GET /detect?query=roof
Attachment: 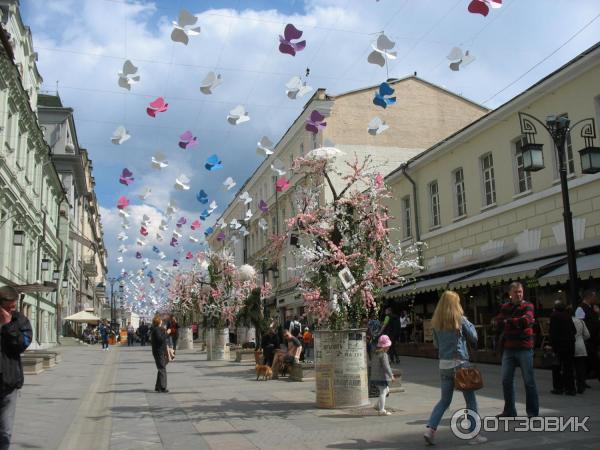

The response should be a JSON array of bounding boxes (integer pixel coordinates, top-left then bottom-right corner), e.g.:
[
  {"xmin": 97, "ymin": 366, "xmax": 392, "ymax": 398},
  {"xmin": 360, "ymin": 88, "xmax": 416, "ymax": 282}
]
[
  {"xmin": 386, "ymin": 40, "xmax": 600, "ymax": 181},
  {"xmin": 327, "ymin": 75, "xmax": 488, "ymax": 112},
  {"xmin": 38, "ymin": 93, "xmax": 64, "ymax": 107}
]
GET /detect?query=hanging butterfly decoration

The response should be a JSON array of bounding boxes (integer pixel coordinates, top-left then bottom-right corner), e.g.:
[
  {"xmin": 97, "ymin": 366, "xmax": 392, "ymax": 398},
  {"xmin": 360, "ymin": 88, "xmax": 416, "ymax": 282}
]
[
  {"xmin": 373, "ymin": 82, "xmax": 396, "ymax": 109},
  {"xmin": 279, "ymin": 24, "xmax": 306, "ymax": 56}
]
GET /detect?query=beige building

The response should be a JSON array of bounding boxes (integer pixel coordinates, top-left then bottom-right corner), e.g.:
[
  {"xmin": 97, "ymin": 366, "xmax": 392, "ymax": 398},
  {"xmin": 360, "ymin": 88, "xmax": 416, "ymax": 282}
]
[
  {"xmin": 209, "ymin": 76, "xmax": 487, "ymax": 322},
  {"xmin": 384, "ymin": 42, "xmax": 600, "ymax": 334},
  {"xmin": 39, "ymin": 94, "xmax": 108, "ymax": 334}
]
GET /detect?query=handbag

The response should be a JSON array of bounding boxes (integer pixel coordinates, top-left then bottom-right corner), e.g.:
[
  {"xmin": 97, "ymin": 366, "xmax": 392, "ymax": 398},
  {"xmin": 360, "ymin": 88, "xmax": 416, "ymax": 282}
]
[
  {"xmin": 165, "ymin": 346, "xmax": 175, "ymax": 364},
  {"xmin": 454, "ymin": 366, "xmax": 483, "ymax": 391},
  {"xmin": 453, "ymin": 324, "xmax": 483, "ymax": 391}
]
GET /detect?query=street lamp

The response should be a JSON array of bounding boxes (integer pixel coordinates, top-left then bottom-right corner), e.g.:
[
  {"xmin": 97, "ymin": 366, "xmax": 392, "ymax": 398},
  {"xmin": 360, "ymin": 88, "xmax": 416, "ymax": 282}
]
[
  {"xmin": 12, "ymin": 230, "xmax": 24, "ymax": 246},
  {"xmin": 518, "ymin": 112, "xmax": 599, "ymax": 310},
  {"xmin": 41, "ymin": 258, "xmax": 50, "ymax": 271},
  {"xmin": 52, "ymin": 270, "xmax": 61, "ymax": 281}
]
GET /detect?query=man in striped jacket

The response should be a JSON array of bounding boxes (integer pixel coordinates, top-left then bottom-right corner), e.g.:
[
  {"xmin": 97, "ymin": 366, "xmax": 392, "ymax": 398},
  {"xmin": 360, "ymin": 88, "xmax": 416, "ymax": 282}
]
[{"xmin": 495, "ymin": 281, "xmax": 539, "ymax": 418}]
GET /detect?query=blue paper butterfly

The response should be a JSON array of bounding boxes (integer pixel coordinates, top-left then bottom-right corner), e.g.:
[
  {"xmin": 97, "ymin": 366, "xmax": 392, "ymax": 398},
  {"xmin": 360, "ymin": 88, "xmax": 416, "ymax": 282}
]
[
  {"xmin": 204, "ymin": 226, "xmax": 214, "ymax": 237},
  {"xmin": 199, "ymin": 209, "xmax": 211, "ymax": 220},
  {"xmin": 152, "ymin": 246, "xmax": 160, "ymax": 253},
  {"xmin": 205, "ymin": 154, "xmax": 223, "ymax": 171},
  {"xmin": 373, "ymin": 82, "xmax": 396, "ymax": 109},
  {"xmin": 196, "ymin": 189, "xmax": 209, "ymax": 204}
]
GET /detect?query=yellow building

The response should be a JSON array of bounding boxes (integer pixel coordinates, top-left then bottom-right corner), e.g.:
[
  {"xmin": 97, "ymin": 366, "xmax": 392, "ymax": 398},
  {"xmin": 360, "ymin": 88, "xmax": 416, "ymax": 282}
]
[
  {"xmin": 384, "ymin": 42, "xmax": 600, "ymax": 336},
  {"xmin": 209, "ymin": 76, "xmax": 487, "ymax": 322}
]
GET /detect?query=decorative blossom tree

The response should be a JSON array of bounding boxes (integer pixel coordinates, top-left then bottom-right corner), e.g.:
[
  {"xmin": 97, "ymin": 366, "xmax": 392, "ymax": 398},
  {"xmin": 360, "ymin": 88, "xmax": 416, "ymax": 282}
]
[{"xmin": 269, "ymin": 152, "xmax": 422, "ymax": 330}]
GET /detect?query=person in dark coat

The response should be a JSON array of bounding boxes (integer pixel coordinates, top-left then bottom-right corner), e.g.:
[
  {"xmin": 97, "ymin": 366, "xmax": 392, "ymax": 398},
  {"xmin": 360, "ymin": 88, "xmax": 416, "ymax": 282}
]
[
  {"xmin": 151, "ymin": 313, "xmax": 171, "ymax": 393},
  {"xmin": 138, "ymin": 321, "xmax": 149, "ymax": 346},
  {"xmin": 0, "ymin": 286, "xmax": 33, "ymax": 449},
  {"xmin": 549, "ymin": 301, "xmax": 576, "ymax": 395},
  {"xmin": 261, "ymin": 327, "xmax": 280, "ymax": 366}
]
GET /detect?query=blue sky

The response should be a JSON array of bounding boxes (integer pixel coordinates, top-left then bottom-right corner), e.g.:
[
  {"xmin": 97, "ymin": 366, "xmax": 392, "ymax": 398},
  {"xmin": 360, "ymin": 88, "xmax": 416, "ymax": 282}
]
[{"xmin": 20, "ymin": 0, "xmax": 600, "ymax": 310}]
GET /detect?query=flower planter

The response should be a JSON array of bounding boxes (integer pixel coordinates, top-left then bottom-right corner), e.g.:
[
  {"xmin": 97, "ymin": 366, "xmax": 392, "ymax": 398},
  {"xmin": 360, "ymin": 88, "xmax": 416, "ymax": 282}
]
[
  {"xmin": 177, "ymin": 326, "xmax": 194, "ymax": 350},
  {"xmin": 206, "ymin": 327, "xmax": 230, "ymax": 361},
  {"xmin": 314, "ymin": 329, "xmax": 369, "ymax": 409}
]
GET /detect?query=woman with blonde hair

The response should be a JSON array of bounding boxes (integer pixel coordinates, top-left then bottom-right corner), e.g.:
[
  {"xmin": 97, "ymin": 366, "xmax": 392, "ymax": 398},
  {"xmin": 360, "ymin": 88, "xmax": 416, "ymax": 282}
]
[
  {"xmin": 424, "ymin": 291, "xmax": 487, "ymax": 445},
  {"xmin": 151, "ymin": 313, "xmax": 171, "ymax": 393}
]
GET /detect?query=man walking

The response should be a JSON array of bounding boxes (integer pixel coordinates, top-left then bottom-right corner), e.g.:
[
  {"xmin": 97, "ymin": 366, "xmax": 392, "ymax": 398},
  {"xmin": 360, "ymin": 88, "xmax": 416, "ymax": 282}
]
[
  {"xmin": 0, "ymin": 286, "xmax": 33, "ymax": 449},
  {"xmin": 99, "ymin": 320, "xmax": 109, "ymax": 351},
  {"xmin": 138, "ymin": 321, "xmax": 149, "ymax": 346},
  {"xmin": 126, "ymin": 322, "xmax": 135, "ymax": 347},
  {"xmin": 495, "ymin": 281, "xmax": 539, "ymax": 417},
  {"xmin": 575, "ymin": 289, "xmax": 599, "ymax": 383},
  {"xmin": 549, "ymin": 301, "xmax": 576, "ymax": 395}
]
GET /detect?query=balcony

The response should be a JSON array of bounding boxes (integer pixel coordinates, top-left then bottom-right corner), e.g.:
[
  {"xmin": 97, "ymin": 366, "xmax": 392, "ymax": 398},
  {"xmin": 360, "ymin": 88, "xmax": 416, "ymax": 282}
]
[{"xmin": 83, "ymin": 257, "xmax": 98, "ymax": 277}]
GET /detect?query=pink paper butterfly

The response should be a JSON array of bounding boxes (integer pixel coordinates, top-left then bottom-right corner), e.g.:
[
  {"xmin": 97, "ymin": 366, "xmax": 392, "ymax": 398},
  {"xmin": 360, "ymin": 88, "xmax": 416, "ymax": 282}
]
[
  {"xmin": 146, "ymin": 97, "xmax": 168, "ymax": 117},
  {"xmin": 140, "ymin": 226, "xmax": 148, "ymax": 236},
  {"xmin": 116, "ymin": 196, "xmax": 129, "ymax": 209},
  {"xmin": 178, "ymin": 130, "xmax": 198, "ymax": 149},
  {"xmin": 468, "ymin": 0, "xmax": 502, "ymax": 17},
  {"xmin": 276, "ymin": 177, "xmax": 290, "ymax": 193},
  {"xmin": 119, "ymin": 168, "xmax": 134, "ymax": 186},
  {"xmin": 279, "ymin": 24, "xmax": 306, "ymax": 57},
  {"xmin": 305, "ymin": 110, "xmax": 326, "ymax": 134},
  {"xmin": 375, "ymin": 173, "xmax": 384, "ymax": 189},
  {"xmin": 191, "ymin": 219, "xmax": 201, "ymax": 230},
  {"xmin": 185, "ymin": 251, "xmax": 193, "ymax": 260}
]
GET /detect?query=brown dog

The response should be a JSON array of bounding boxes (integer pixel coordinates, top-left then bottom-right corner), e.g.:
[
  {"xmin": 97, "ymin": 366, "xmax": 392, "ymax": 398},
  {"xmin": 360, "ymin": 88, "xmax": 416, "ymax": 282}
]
[{"xmin": 255, "ymin": 364, "xmax": 273, "ymax": 381}]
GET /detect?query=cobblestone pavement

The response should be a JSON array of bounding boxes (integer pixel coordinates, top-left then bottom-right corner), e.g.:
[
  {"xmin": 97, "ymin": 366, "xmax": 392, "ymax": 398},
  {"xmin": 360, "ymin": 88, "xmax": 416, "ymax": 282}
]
[{"xmin": 11, "ymin": 344, "xmax": 600, "ymax": 449}]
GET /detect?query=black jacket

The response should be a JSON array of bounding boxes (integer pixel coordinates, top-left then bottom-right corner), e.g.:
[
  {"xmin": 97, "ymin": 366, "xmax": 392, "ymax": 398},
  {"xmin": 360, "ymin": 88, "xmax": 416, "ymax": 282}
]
[
  {"xmin": 550, "ymin": 310, "xmax": 576, "ymax": 354},
  {"xmin": 151, "ymin": 325, "xmax": 167, "ymax": 364},
  {"xmin": 262, "ymin": 333, "xmax": 280, "ymax": 353},
  {"xmin": 0, "ymin": 312, "xmax": 33, "ymax": 390}
]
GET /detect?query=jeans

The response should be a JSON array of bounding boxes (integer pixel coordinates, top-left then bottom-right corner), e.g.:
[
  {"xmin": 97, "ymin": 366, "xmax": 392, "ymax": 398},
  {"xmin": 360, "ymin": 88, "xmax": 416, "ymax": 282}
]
[
  {"xmin": 427, "ymin": 368, "xmax": 478, "ymax": 432},
  {"xmin": 0, "ymin": 388, "xmax": 18, "ymax": 450},
  {"xmin": 501, "ymin": 348, "xmax": 539, "ymax": 417},
  {"xmin": 102, "ymin": 337, "xmax": 108, "ymax": 349},
  {"xmin": 127, "ymin": 333, "xmax": 134, "ymax": 346}
]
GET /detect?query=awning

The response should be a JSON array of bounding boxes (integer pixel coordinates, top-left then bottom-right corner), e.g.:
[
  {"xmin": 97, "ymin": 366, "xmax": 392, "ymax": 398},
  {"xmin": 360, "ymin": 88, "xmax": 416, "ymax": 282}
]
[
  {"xmin": 384, "ymin": 270, "xmax": 480, "ymax": 298},
  {"xmin": 449, "ymin": 255, "xmax": 565, "ymax": 289},
  {"xmin": 64, "ymin": 310, "xmax": 101, "ymax": 324},
  {"xmin": 538, "ymin": 253, "xmax": 600, "ymax": 286}
]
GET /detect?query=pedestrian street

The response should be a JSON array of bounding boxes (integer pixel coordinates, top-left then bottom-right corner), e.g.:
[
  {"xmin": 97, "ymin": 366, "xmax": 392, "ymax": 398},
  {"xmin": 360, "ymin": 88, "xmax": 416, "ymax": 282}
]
[{"xmin": 11, "ymin": 343, "xmax": 600, "ymax": 450}]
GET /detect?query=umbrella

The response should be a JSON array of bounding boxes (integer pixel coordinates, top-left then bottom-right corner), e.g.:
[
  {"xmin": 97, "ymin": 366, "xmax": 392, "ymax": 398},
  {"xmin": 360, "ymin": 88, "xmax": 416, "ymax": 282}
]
[{"xmin": 64, "ymin": 310, "xmax": 101, "ymax": 324}]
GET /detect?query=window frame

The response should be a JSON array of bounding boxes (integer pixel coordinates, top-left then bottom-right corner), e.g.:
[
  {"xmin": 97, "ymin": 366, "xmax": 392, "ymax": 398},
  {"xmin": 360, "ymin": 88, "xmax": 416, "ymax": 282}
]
[
  {"xmin": 428, "ymin": 180, "xmax": 441, "ymax": 229},
  {"xmin": 513, "ymin": 137, "xmax": 532, "ymax": 195},
  {"xmin": 401, "ymin": 195, "xmax": 412, "ymax": 240},
  {"xmin": 480, "ymin": 152, "xmax": 497, "ymax": 207},
  {"xmin": 452, "ymin": 167, "xmax": 467, "ymax": 219}
]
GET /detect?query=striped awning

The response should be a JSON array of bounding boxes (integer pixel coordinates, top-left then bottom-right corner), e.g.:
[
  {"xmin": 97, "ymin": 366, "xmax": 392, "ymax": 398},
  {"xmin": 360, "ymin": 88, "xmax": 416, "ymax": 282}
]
[
  {"xmin": 449, "ymin": 255, "xmax": 565, "ymax": 289},
  {"xmin": 538, "ymin": 253, "xmax": 600, "ymax": 286},
  {"xmin": 383, "ymin": 270, "xmax": 480, "ymax": 298}
]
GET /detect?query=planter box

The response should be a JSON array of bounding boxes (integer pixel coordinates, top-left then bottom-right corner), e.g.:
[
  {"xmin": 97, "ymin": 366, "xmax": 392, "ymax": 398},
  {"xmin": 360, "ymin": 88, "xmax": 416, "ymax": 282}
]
[
  {"xmin": 235, "ymin": 349, "xmax": 256, "ymax": 362},
  {"xmin": 22, "ymin": 356, "xmax": 44, "ymax": 375},
  {"xmin": 206, "ymin": 328, "xmax": 230, "ymax": 361},
  {"xmin": 314, "ymin": 329, "xmax": 369, "ymax": 409}
]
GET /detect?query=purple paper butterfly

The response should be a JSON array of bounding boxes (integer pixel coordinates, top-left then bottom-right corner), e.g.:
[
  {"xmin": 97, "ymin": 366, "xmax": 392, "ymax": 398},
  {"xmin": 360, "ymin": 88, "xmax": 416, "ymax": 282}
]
[
  {"xmin": 173, "ymin": 259, "xmax": 179, "ymax": 267},
  {"xmin": 305, "ymin": 110, "xmax": 326, "ymax": 134},
  {"xmin": 178, "ymin": 130, "xmax": 198, "ymax": 150},
  {"xmin": 170, "ymin": 237, "xmax": 178, "ymax": 247},
  {"xmin": 176, "ymin": 217, "xmax": 187, "ymax": 228},
  {"xmin": 119, "ymin": 168, "xmax": 134, "ymax": 185},
  {"xmin": 217, "ymin": 231, "xmax": 226, "ymax": 242},
  {"xmin": 258, "ymin": 200, "xmax": 268, "ymax": 213},
  {"xmin": 135, "ymin": 251, "xmax": 142, "ymax": 259},
  {"xmin": 279, "ymin": 24, "xmax": 306, "ymax": 57}
]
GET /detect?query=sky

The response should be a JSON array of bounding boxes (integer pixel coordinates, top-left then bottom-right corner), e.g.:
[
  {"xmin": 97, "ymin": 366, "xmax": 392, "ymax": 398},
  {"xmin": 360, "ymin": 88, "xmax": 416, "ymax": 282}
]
[{"xmin": 20, "ymin": 0, "xmax": 600, "ymax": 312}]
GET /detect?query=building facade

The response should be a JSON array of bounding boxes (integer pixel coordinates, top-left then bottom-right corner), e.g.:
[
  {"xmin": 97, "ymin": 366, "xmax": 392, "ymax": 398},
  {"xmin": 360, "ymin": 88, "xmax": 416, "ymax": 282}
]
[
  {"xmin": 38, "ymin": 94, "xmax": 108, "ymax": 335},
  {"xmin": 384, "ymin": 42, "xmax": 600, "ymax": 333},
  {"xmin": 0, "ymin": 0, "xmax": 66, "ymax": 347},
  {"xmin": 209, "ymin": 77, "xmax": 488, "ymax": 323}
]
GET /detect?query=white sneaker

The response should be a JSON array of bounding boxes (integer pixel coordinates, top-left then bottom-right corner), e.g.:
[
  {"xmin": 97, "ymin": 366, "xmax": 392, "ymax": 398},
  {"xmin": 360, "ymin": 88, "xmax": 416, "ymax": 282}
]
[
  {"xmin": 424, "ymin": 427, "xmax": 435, "ymax": 445},
  {"xmin": 469, "ymin": 435, "xmax": 488, "ymax": 445},
  {"xmin": 377, "ymin": 409, "xmax": 391, "ymax": 416}
]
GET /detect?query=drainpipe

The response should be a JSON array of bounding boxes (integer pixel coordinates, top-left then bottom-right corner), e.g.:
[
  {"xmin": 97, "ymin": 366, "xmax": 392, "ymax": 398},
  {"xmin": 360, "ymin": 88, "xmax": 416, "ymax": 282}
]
[{"xmin": 401, "ymin": 164, "xmax": 423, "ymax": 267}]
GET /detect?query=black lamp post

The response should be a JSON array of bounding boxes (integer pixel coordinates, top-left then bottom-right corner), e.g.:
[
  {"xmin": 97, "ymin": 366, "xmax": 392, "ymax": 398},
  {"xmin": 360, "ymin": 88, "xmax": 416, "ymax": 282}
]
[
  {"xmin": 518, "ymin": 112, "xmax": 600, "ymax": 310},
  {"xmin": 108, "ymin": 277, "xmax": 118, "ymax": 330}
]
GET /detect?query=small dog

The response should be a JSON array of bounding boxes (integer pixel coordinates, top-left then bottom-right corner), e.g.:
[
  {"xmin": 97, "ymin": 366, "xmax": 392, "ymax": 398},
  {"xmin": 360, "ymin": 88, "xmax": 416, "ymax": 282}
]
[{"xmin": 255, "ymin": 364, "xmax": 273, "ymax": 381}]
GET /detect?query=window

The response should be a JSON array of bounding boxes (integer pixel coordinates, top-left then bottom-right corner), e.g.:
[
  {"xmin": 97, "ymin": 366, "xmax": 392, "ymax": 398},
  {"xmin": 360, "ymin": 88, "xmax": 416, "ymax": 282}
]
[
  {"xmin": 514, "ymin": 138, "xmax": 532, "ymax": 194},
  {"xmin": 272, "ymin": 175, "xmax": 277, "ymax": 196},
  {"xmin": 480, "ymin": 153, "xmax": 496, "ymax": 206},
  {"xmin": 300, "ymin": 142, "xmax": 304, "ymax": 155},
  {"xmin": 312, "ymin": 133, "xmax": 318, "ymax": 149},
  {"xmin": 401, "ymin": 196, "xmax": 411, "ymax": 239},
  {"xmin": 453, "ymin": 168, "xmax": 467, "ymax": 217},
  {"xmin": 429, "ymin": 181, "xmax": 440, "ymax": 228},
  {"xmin": 5, "ymin": 109, "xmax": 14, "ymax": 151}
]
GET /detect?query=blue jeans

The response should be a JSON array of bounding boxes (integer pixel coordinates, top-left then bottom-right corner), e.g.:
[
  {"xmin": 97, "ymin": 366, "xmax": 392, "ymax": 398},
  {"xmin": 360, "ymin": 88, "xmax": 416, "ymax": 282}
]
[
  {"xmin": 0, "ymin": 388, "xmax": 18, "ymax": 450},
  {"xmin": 501, "ymin": 348, "xmax": 539, "ymax": 417},
  {"xmin": 427, "ymin": 368, "xmax": 478, "ymax": 432}
]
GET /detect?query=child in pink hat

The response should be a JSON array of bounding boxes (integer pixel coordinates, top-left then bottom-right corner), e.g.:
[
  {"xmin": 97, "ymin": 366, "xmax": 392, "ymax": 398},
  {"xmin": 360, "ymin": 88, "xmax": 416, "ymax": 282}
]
[{"xmin": 371, "ymin": 334, "xmax": 395, "ymax": 415}]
